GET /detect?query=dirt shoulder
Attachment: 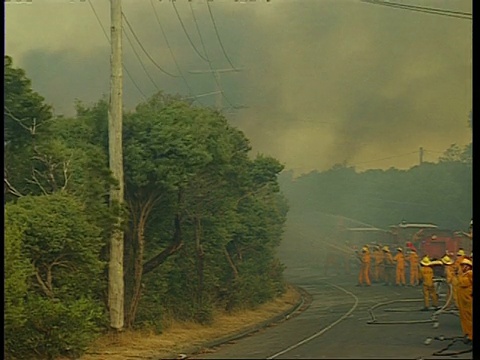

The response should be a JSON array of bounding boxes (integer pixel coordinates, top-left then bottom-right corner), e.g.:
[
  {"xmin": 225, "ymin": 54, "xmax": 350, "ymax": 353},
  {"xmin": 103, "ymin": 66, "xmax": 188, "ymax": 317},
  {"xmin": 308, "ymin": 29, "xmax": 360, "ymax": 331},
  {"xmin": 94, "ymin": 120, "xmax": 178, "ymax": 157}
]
[{"xmin": 80, "ymin": 284, "xmax": 303, "ymax": 360}]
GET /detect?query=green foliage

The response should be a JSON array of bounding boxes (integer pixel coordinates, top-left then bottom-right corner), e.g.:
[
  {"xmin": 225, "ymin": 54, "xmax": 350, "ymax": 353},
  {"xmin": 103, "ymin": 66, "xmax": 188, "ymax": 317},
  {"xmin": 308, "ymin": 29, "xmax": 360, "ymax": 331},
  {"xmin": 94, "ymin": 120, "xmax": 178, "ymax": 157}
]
[
  {"xmin": 4, "ymin": 57, "xmax": 290, "ymax": 348},
  {"xmin": 4, "ymin": 194, "xmax": 107, "ymax": 360},
  {"xmin": 7, "ymin": 194, "xmax": 106, "ymax": 298},
  {"xmin": 279, "ymin": 151, "xmax": 472, "ymax": 231},
  {"xmin": 4, "ymin": 55, "xmax": 53, "ymax": 149},
  {"xmin": 14, "ymin": 295, "xmax": 104, "ymax": 360},
  {"xmin": 4, "ymin": 220, "xmax": 33, "ymax": 358}
]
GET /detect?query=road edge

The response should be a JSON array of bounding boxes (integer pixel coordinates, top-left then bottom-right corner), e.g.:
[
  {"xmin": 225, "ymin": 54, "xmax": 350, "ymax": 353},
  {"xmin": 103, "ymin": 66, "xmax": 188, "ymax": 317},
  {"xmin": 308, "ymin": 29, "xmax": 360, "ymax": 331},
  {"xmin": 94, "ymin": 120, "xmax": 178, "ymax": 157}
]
[{"xmin": 157, "ymin": 283, "xmax": 311, "ymax": 360}]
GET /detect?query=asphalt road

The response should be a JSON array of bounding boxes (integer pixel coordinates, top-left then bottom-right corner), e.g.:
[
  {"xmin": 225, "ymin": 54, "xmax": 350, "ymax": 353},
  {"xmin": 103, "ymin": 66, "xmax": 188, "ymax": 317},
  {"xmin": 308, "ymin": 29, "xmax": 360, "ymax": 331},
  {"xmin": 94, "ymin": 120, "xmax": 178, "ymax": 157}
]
[{"xmin": 190, "ymin": 266, "xmax": 473, "ymax": 359}]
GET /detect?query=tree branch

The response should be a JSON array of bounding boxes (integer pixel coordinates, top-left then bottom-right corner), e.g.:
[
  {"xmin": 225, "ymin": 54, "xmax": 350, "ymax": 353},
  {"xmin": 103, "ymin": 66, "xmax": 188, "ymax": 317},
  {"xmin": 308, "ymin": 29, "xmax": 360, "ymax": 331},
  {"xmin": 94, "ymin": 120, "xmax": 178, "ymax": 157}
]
[
  {"xmin": 142, "ymin": 214, "xmax": 184, "ymax": 275},
  {"xmin": 4, "ymin": 106, "xmax": 34, "ymax": 134},
  {"xmin": 4, "ymin": 176, "xmax": 24, "ymax": 197},
  {"xmin": 26, "ymin": 168, "xmax": 49, "ymax": 195}
]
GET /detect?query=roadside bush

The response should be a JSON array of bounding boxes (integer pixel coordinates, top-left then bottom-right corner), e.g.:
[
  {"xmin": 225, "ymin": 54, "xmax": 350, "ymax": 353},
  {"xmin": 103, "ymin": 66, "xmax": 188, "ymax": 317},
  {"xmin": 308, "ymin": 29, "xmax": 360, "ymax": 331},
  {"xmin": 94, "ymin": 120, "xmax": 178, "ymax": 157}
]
[
  {"xmin": 7, "ymin": 296, "xmax": 104, "ymax": 360},
  {"xmin": 4, "ymin": 194, "xmax": 108, "ymax": 359}
]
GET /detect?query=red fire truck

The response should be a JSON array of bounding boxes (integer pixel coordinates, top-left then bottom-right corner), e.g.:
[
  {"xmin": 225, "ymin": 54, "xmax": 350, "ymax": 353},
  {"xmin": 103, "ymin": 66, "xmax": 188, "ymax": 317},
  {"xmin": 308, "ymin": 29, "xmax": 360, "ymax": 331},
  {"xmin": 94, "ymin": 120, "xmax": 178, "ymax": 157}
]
[{"xmin": 389, "ymin": 222, "xmax": 472, "ymax": 259}]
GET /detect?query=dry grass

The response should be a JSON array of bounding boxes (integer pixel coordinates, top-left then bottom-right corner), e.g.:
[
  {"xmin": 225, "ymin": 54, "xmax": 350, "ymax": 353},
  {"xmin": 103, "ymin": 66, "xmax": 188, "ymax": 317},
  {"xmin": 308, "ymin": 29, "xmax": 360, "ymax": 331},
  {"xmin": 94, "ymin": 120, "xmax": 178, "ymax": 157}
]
[{"xmin": 79, "ymin": 285, "xmax": 301, "ymax": 360}]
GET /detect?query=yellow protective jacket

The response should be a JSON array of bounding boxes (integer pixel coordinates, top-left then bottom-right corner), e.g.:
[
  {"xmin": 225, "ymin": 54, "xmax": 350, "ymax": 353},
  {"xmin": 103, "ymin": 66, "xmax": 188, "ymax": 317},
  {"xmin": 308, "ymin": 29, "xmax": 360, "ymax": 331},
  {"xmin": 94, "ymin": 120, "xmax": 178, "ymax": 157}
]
[
  {"xmin": 407, "ymin": 252, "xmax": 419, "ymax": 268},
  {"xmin": 454, "ymin": 255, "xmax": 465, "ymax": 275},
  {"xmin": 361, "ymin": 251, "xmax": 371, "ymax": 266},
  {"xmin": 393, "ymin": 252, "xmax": 405, "ymax": 269},
  {"xmin": 420, "ymin": 266, "xmax": 435, "ymax": 286},
  {"xmin": 444, "ymin": 265, "xmax": 456, "ymax": 283}
]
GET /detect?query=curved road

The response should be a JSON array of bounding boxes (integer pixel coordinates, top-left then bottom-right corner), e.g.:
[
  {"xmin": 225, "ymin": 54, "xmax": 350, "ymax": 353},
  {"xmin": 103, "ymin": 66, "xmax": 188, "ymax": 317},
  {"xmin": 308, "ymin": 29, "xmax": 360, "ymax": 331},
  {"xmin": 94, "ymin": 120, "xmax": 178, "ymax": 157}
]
[
  {"xmin": 189, "ymin": 211, "xmax": 473, "ymax": 359},
  {"xmin": 191, "ymin": 267, "xmax": 473, "ymax": 359}
]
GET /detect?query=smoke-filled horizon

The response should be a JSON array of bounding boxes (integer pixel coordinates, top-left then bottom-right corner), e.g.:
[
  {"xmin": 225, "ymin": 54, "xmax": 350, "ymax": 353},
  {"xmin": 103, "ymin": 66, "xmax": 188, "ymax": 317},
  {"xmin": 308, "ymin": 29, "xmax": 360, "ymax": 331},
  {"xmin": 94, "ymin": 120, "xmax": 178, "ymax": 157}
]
[{"xmin": 5, "ymin": 0, "xmax": 472, "ymax": 176}]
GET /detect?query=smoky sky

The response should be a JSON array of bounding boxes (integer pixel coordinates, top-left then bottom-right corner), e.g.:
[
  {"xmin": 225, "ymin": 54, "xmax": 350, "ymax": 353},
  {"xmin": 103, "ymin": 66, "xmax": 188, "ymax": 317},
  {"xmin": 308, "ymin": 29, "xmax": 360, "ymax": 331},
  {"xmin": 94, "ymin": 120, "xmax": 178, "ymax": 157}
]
[{"xmin": 5, "ymin": 0, "xmax": 472, "ymax": 176}]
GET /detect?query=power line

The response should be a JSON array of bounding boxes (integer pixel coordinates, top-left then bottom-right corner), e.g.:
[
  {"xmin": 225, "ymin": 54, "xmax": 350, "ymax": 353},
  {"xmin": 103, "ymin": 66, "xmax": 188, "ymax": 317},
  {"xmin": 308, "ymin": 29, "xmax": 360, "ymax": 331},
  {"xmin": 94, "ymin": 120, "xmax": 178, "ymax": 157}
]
[
  {"xmin": 360, "ymin": 0, "xmax": 472, "ymax": 20},
  {"xmin": 206, "ymin": 0, "xmax": 239, "ymax": 71},
  {"xmin": 171, "ymin": 0, "xmax": 209, "ymax": 62},
  {"xmin": 87, "ymin": 0, "xmax": 147, "ymax": 100},
  {"xmin": 189, "ymin": 1, "xmax": 212, "ymax": 64},
  {"xmin": 122, "ymin": 12, "xmax": 179, "ymax": 78},
  {"xmin": 187, "ymin": 3, "xmax": 239, "ymax": 110},
  {"xmin": 123, "ymin": 26, "xmax": 160, "ymax": 91},
  {"xmin": 149, "ymin": 0, "xmax": 206, "ymax": 105},
  {"xmin": 369, "ymin": 0, "xmax": 472, "ymax": 16}
]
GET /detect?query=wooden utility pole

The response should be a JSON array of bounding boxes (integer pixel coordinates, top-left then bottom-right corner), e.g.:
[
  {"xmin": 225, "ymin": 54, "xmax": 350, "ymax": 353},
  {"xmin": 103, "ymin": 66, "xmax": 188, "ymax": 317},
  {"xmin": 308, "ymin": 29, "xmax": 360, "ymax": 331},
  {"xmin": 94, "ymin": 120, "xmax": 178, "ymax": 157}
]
[{"xmin": 108, "ymin": 0, "xmax": 124, "ymax": 331}]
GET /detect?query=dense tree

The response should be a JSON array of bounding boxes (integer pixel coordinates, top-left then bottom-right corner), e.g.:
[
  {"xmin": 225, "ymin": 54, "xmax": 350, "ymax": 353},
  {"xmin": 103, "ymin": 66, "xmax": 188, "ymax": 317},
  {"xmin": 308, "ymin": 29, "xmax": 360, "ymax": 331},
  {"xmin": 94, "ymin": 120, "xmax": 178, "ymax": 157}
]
[
  {"xmin": 5, "ymin": 194, "xmax": 107, "ymax": 359},
  {"xmin": 279, "ymin": 151, "xmax": 472, "ymax": 232},
  {"xmin": 4, "ymin": 55, "xmax": 53, "ymax": 149},
  {"xmin": 4, "ymin": 57, "xmax": 114, "ymax": 359},
  {"xmin": 4, "ymin": 58, "xmax": 290, "ymax": 355}
]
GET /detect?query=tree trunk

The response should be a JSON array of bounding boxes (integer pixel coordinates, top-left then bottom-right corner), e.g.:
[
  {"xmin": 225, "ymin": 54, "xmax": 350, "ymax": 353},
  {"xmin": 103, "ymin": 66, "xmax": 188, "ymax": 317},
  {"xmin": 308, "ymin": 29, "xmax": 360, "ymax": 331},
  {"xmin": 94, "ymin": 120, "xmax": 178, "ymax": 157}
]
[
  {"xmin": 125, "ymin": 197, "xmax": 152, "ymax": 328},
  {"xmin": 224, "ymin": 244, "xmax": 239, "ymax": 312},
  {"xmin": 142, "ymin": 213, "xmax": 183, "ymax": 275},
  {"xmin": 195, "ymin": 216, "xmax": 205, "ymax": 305}
]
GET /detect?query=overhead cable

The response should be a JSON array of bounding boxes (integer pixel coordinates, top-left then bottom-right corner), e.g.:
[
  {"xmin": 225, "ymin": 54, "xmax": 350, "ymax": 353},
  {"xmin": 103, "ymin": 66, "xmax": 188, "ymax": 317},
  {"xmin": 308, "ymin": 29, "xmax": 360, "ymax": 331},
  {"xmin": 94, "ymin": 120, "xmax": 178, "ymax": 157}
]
[
  {"xmin": 122, "ymin": 27, "xmax": 160, "ymax": 91},
  {"xmin": 171, "ymin": 0, "xmax": 210, "ymax": 62},
  {"xmin": 149, "ymin": 0, "xmax": 204, "ymax": 104},
  {"xmin": 122, "ymin": 12, "xmax": 180, "ymax": 78},
  {"xmin": 188, "ymin": 3, "xmax": 238, "ymax": 109},
  {"xmin": 189, "ymin": 0, "xmax": 210, "ymax": 62},
  {"xmin": 181, "ymin": 4, "xmax": 239, "ymax": 110},
  {"xmin": 360, "ymin": 0, "xmax": 472, "ymax": 20},
  {"xmin": 87, "ymin": 0, "xmax": 147, "ymax": 99},
  {"xmin": 206, "ymin": 0, "xmax": 240, "ymax": 71}
]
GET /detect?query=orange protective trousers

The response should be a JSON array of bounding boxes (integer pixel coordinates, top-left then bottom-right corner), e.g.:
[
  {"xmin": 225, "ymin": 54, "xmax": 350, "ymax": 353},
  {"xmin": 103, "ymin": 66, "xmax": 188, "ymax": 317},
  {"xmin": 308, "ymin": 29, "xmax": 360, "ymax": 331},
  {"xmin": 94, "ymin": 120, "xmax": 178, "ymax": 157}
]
[
  {"xmin": 408, "ymin": 252, "xmax": 419, "ymax": 286},
  {"xmin": 394, "ymin": 253, "xmax": 406, "ymax": 285},
  {"xmin": 358, "ymin": 252, "xmax": 371, "ymax": 285},
  {"xmin": 444, "ymin": 266, "xmax": 458, "ymax": 308},
  {"xmin": 457, "ymin": 270, "xmax": 473, "ymax": 340},
  {"xmin": 374, "ymin": 251, "xmax": 383, "ymax": 282},
  {"xmin": 420, "ymin": 267, "xmax": 438, "ymax": 308}
]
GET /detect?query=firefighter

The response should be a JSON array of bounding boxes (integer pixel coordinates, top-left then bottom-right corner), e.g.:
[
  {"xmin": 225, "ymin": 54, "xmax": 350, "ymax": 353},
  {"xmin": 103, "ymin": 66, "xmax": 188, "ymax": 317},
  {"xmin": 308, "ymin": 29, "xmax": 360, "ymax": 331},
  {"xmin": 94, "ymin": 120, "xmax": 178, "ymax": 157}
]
[
  {"xmin": 406, "ymin": 247, "xmax": 420, "ymax": 286},
  {"xmin": 456, "ymin": 257, "xmax": 473, "ymax": 343},
  {"xmin": 419, "ymin": 256, "xmax": 440, "ymax": 311},
  {"xmin": 356, "ymin": 246, "xmax": 371, "ymax": 286},
  {"xmin": 393, "ymin": 247, "xmax": 406, "ymax": 286},
  {"xmin": 382, "ymin": 246, "xmax": 395, "ymax": 286},
  {"xmin": 373, "ymin": 245, "xmax": 383, "ymax": 283},
  {"xmin": 454, "ymin": 248, "xmax": 466, "ymax": 276},
  {"xmin": 441, "ymin": 254, "xmax": 458, "ymax": 309}
]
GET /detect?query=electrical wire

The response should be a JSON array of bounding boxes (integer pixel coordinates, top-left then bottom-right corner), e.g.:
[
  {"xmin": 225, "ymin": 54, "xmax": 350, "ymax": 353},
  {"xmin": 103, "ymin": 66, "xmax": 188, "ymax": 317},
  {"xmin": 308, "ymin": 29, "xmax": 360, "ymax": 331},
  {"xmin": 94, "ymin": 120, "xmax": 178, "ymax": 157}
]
[
  {"xmin": 148, "ymin": 0, "xmax": 205, "ymax": 105},
  {"xmin": 364, "ymin": 0, "xmax": 472, "ymax": 17},
  {"xmin": 122, "ymin": 12, "xmax": 179, "ymax": 78},
  {"xmin": 87, "ymin": 0, "xmax": 147, "ymax": 100},
  {"xmin": 189, "ymin": 1, "xmax": 210, "ymax": 65},
  {"xmin": 206, "ymin": 0, "xmax": 239, "ymax": 71},
  {"xmin": 188, "ymin": 2, "xmax": 238, "ymax": 110},
  {"xmin": 122, "ymin": 26, "xmax": 160, "ymax": 91},
  {"xmin": 171, "ymin": 0, "xmax": 210, "ymax": 62},
  {"xmin": 360, "ymin": 0, "xmax": 472, "ymax": 21}
]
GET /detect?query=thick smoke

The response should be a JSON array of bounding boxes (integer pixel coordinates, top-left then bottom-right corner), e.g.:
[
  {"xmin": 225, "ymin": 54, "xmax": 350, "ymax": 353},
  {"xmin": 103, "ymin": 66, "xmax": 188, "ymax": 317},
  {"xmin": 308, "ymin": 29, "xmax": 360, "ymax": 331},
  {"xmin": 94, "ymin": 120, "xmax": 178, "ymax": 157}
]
[{"xmin": 5, "ymin": 0, "xmax": 472, "ymax": 175}]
